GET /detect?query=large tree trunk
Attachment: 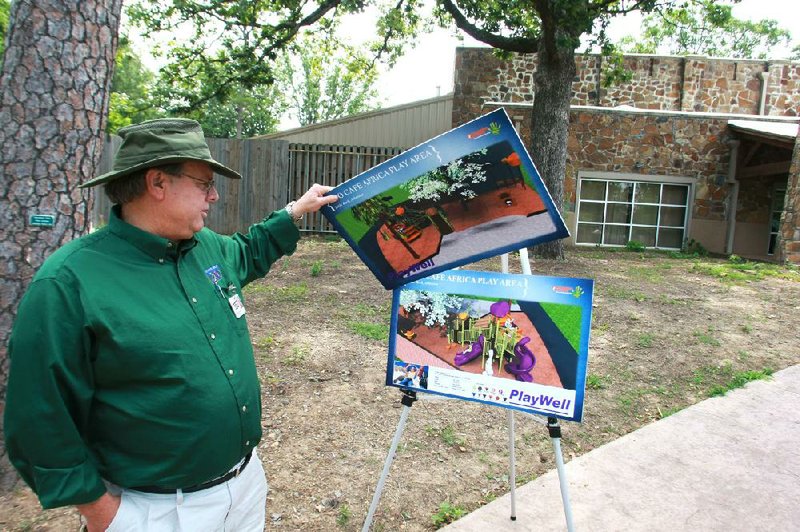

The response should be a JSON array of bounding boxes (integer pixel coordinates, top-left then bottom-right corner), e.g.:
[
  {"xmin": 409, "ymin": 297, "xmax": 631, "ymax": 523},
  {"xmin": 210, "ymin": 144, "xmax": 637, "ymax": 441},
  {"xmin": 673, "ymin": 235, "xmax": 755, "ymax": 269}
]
[
  {"xmin": 529, "ymin": 40, "xmax": 576, "ymax": 260},
  {"xmin": 0, "ymin": 0, "xmax": 122, "ymax": 490}
]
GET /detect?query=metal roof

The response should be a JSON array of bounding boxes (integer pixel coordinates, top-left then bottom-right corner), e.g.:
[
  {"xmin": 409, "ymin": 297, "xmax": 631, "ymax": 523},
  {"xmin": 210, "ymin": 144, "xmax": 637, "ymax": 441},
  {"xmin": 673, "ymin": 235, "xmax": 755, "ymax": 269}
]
[
  {"xmin": 728, "ymin": 120, "xmax": 799, "ymax": 144},
  {"xmin": 257, "ymin": 94, "xmax": 453, "ymax": 149}
]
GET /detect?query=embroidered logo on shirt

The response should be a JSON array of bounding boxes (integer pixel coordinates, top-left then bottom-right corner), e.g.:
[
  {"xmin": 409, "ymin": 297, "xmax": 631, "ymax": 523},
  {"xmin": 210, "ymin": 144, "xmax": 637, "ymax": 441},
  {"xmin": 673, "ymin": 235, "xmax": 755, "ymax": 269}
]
[{"xmin": 204, "ymin": 265, "xmax": 223, "ymax": 284}]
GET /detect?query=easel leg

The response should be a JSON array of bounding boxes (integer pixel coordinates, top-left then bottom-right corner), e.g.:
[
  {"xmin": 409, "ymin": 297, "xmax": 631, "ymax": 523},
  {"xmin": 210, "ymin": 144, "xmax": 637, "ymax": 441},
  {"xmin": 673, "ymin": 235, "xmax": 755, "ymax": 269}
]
[
  {"xmin": 507, "ymin": 410, "xmax": 517, "ymax": 521},
  {"xmin": 362, "ymin": 390, "xmax": 416, "ymax": 532},
  {"xmin": 548, "ymin": 417, "xmax": 576, "ymax": 532},
  {"xmin": 502, "ymin": 249, "xmax": 532, "ymax": 522}
]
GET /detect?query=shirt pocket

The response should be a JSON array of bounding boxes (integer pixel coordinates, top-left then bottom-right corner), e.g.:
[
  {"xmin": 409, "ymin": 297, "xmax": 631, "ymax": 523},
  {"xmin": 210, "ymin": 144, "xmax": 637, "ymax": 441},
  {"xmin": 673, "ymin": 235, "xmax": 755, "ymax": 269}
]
[{"xmin": 213, "ymin": 277, "xmax": 249, "ymax": 337}]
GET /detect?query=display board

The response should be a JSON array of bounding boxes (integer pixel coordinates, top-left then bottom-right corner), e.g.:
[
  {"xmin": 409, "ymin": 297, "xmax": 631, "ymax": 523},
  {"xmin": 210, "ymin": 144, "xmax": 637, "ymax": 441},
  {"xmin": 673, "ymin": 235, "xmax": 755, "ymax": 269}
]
[
  {"xmin": 388, "ymin": 270, "xmax": 594, "ymax": 422},
  {"xmin": 321, "ymin": 109, "xmax": 569, "ymax": 289}
]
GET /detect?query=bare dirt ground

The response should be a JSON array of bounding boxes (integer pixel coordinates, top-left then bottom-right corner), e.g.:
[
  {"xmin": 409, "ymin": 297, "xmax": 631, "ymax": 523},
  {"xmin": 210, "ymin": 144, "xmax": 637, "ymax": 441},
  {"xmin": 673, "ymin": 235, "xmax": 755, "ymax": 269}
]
[{"xmin": 2, "ymin": 238, "xmax": 799, "ymax": 531}]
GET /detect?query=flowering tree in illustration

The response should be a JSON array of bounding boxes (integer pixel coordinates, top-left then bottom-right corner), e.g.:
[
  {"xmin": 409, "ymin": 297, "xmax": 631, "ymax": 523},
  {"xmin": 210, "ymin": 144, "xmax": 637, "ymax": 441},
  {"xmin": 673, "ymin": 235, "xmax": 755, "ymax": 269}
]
[
  {"xmin": 402, "ymin": 149, "xmax": 489, "ymax": 204},
  {"xmin": 399, "ymin": 290, "xmax": 467, "ymax": 328}
]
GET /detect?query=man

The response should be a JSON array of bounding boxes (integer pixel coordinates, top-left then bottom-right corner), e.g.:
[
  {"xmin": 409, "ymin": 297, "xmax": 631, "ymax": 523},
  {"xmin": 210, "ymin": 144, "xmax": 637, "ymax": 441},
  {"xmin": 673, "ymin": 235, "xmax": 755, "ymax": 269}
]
[{"xmin": 4, "ymin": 118, "xmax": 337, "ymax": 531}]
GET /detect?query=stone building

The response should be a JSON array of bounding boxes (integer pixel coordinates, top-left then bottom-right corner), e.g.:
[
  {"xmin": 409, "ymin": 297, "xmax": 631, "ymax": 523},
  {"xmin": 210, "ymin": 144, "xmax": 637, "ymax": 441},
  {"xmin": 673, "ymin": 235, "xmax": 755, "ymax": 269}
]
[{"xmin": 453, "ymin": 49, "xmax": 800, "ymax": 262}]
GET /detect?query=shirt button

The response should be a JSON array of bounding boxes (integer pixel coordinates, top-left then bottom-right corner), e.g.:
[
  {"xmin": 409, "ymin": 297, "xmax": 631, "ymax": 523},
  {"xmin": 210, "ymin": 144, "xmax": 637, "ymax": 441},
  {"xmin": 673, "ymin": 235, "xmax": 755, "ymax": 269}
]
[
  {"xmin": 158, "ymin": 258, "xmax": 164, "ymax": 264},
  {"xmin": 191, "ymin": 297, "xmax": 198, "ymax": 303},
  {"xmin": 167, "ymin": 242, "xmax": 173, "ymax": 248},
  {"xmin": 228, "ymin": 369, "xmax": 234, "ymax": 375},
  {"xmin": 242, "ymin": 405, "xmax": 247, "ymax": 413},
  {"xmin": 210, "ymin": 333, "xmax": 216, "ymax": 340}
]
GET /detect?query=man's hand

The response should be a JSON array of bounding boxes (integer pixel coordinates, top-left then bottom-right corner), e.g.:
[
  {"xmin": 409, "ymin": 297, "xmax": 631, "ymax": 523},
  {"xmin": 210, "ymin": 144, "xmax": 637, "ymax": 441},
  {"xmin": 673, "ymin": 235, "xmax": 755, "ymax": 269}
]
[
  {"xmin": 293, "ymin": 183, "xmax": 338, "ymax": 217},
  {"xmin": 77, "ymin": 492, "xmax": 121, "ymax": 532}
]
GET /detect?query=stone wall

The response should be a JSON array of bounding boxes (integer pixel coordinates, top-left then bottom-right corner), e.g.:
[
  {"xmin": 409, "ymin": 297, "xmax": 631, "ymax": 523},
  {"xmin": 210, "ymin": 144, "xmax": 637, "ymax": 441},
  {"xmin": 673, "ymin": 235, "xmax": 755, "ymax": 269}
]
[
  {"xmin": 453, "ymin": 48, "xmax": 800, "ymax": 120},
  {"xmin": 454, "ymin": 48, "xmax": 800, "ymax": 260},
  {"xmin": 779, "ymin": 136, "xmax": 800, "ymax": 264},
  {"xmin": 487, "ymin": 104, "xmax": 737, "ymax": 252}
]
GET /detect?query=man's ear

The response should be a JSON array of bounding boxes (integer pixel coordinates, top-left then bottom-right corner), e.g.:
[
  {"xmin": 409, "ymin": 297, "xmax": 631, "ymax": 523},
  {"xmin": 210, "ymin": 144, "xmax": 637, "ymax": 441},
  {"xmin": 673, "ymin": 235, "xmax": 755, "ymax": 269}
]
[{"xmin": 144, "ymin": 168, "xmax": 167, "ymax": 200}]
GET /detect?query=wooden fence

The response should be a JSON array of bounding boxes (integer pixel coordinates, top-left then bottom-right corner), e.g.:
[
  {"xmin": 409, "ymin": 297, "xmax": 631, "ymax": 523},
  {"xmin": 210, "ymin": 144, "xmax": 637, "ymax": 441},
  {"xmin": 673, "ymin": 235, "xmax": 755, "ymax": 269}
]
[
  {"xmin": 94, "ymin": 137, "xmax": 404, "ymax": 234},
  {"xmin": 287, "ymin": 143, "xmax": 404, "ymax": 233}
]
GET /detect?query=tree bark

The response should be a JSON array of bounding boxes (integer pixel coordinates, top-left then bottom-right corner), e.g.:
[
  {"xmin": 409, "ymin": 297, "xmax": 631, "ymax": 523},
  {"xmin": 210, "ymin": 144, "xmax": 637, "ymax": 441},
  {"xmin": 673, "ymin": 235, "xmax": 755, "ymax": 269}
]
[
  {"xmin": 0, "ymin": 0, "xmax": 122, "ymax": 490},
  {"xmin": 529, "ymin": 40, "xmax": 576, "ymax": 261}
]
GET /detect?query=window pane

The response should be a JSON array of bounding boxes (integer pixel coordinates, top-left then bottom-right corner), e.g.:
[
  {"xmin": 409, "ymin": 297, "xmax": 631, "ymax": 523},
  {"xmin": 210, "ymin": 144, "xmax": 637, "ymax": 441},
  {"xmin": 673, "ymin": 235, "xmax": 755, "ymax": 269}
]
[
  {"xmin": 662, "ymin": 185, "xmax": 688, "ymax": 205},
  {"xmin": 635, "ymin": 183, "xmax": 660, "ymax": 204},
  {"xmin": 768, "ymin": 234, "xmax": 777, "ymax": 255},
  {"xmin": 606, "ymin": 203, "xmax": 632, "ymax": 223},
  {"xmin": 603, "ymin": 225, "xmax": 629, "ymax": 245},
  {"xmin": 770, "ymin": 212, "xmax": 782, "ymax": 232},
  {"xmin": 578, "ymin": 202, "xmax": 604, "ymax": 223},
  {"xmin": 581, "ymin": 180, "xmax": 606, "ymax": 200},
  {"xmin": 577, "ymin": 223, "xmax": 602, "ymax": 244},
  {"xmin": 607, "ymin": 181, "xmax": 633, "ymax": 202},
  {"xmin": 657, "ymin": 228, "xmax": 684, "ymax": 249},
  {"xmin": 660, "ymin": 206, "xmax": 686, "ymax": 227},
  {"xmin": 631, "ymin": 226, "xmax": 657, "ymax": 247},
  {"xmin": 632, "ymin": 205, "xmax": 658, "ymax": 225}
]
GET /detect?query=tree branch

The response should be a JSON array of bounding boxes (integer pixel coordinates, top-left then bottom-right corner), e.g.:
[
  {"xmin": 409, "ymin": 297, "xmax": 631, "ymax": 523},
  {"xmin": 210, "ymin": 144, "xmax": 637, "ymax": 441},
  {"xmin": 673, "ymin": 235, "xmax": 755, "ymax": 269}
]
[{"xmin": 437, "ymin": 0, "xmax": 538, "ymax": 53}]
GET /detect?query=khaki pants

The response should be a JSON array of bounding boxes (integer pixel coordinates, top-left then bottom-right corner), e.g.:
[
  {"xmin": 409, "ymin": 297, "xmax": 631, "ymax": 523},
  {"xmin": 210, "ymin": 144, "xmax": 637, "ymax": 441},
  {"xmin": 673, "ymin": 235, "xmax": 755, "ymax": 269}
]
[{"xmin": 83, "ymin": 451, "xmax": 268, "ymax": 532}]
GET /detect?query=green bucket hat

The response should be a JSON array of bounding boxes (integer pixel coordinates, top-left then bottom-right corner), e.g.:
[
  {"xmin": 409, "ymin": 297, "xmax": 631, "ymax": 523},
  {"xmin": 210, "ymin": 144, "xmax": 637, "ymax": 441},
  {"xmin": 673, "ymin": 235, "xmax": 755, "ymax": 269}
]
[{"xmin": 80, "ymin": 118, "xmax": 242, "ymax": 188}]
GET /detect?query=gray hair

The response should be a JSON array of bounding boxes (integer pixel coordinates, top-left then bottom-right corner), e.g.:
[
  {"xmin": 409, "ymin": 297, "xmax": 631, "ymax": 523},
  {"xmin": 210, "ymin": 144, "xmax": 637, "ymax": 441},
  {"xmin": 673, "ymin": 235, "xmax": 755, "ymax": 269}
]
[{"xmin": 104, "ymin": 163, "xmax": 184, "ymax": 205}]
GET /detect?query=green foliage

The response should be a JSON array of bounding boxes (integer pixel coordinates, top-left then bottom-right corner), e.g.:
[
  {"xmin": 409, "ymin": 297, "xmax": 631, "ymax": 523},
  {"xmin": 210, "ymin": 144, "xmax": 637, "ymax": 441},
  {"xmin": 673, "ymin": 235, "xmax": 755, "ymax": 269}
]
[
  {"xmin": 253, "ymin": 336, "xmax": 276, "ymax": 350},
  {"xmin": 244, "ymin": 281, "xmax": 308, "ymax": 301},
  {"xmin": 277, "ymin": 31, "xmax": 379, "ymax": 126},
  {"xmin": 0, "ymin": 0, "xmax": 11, "ymax": 68},
  {"xmin": 176, "ymin": 84, "xmax": 285, "ymax": 138},
  {"xmin": 637, "ymin": 333, "xmax": 655, "ymax": 348},
  {"xmin": 427, "ymin": 425, "xmax": 465, "ymax": 447},
  {"xmin": 625, "ymin": 240, "xmax": 646, "ymax": 252},
  {"xmin": 347, "ymin": 321, "xmax": 389, "ymax": 341},
  {"xmin": 617, "ymin": 0, "xmax": 792, "ymax": 59},
  {"xmin": 108, "ymin": 35, "xmax": 161, "ymax": 133},
  {"xmin": 691, "ymin": 258, "xmax": 800, "ymax": 283},
  {"xmin": 693, "ymin": 328, "xmax": 720, "ymax": 347},
  {"xmin": 603, "ymin": 286, "xmax": 648, "ymax": 302},
  {"xmin": 598, "ymin": 44, "xmax": 634, "ymax": 88},
  {"xmin": 336, "ymin": 504, "xmax": 351, "ymax": 527},
  {"xmin": 126, "ymin": 1, "xmax": 382, "ymax": 114},
  {"xmin": 586, "ymin": 373, "xmax": 608, "ymax": 389},
  {"xmin": 431, "ymin": 501, "xmax": 466, "ymax": 528},
  {"xmin": 310, "ymin": 260, "xmax": 324, "ymax": 277},
  {"xmin": 708, "ymin": 368, "xmax": 773, "ymax": 397},
  {"xmin": 284, "ymin": 345, "xmax": 309, "ymax": 366}
]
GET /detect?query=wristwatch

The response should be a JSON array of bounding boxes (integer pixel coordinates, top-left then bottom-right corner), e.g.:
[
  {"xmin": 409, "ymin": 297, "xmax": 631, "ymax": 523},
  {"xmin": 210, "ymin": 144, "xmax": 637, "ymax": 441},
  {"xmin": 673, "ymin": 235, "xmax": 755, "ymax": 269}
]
[{"xmin": 285, "ymin": 201, "xmax": 303, "ymax": 223}]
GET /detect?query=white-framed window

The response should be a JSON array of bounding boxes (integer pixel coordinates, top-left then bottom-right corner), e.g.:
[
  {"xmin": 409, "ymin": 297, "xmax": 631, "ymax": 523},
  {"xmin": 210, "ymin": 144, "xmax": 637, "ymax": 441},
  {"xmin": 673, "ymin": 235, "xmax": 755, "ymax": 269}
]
[
  {"xmin": 575, "ymin": 174, "xmax": 692, "ymax": 249},
  {"xmin": 768, "ymin": 185, "xmax": 786, "ymax": 256}
]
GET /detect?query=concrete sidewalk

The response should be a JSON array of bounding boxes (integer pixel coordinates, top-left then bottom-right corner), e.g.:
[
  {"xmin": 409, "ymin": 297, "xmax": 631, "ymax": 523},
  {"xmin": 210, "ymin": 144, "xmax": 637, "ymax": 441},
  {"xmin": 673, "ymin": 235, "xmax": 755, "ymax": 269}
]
[{"xmin": 443, "ymin": 364, "xmax": 800, "ymax": 532}]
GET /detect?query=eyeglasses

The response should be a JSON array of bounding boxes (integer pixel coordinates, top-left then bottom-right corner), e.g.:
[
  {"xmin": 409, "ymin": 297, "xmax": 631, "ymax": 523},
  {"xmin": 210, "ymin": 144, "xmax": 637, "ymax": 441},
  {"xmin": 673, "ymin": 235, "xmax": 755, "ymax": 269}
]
[{"xmin": 176, "ymin": 172, "xmax": 216, "ymax": 194}]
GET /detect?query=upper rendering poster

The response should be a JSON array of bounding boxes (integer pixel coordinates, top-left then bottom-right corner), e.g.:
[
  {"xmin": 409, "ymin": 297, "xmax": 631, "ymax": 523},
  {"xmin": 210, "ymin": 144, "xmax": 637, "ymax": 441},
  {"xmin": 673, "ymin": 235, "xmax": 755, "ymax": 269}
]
[{"xmin": 320, "ymin": 109, "xmax": 569, "ymax": 289}]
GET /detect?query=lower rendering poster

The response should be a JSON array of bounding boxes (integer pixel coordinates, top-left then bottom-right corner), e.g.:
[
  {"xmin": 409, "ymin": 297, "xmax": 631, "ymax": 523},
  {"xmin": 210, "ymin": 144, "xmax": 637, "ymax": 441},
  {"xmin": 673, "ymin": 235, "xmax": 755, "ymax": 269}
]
[{"xmin": 388, "ymin": 270, "xmax": 594, "ymax": 422}]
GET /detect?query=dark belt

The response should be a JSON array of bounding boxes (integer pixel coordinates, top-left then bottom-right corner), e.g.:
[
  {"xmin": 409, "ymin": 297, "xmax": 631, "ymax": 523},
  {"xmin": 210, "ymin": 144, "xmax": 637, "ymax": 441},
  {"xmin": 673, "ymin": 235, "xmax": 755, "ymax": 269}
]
[{"xmin": 132, "ymin": 452, "xmax": 252, "ymax": 494}]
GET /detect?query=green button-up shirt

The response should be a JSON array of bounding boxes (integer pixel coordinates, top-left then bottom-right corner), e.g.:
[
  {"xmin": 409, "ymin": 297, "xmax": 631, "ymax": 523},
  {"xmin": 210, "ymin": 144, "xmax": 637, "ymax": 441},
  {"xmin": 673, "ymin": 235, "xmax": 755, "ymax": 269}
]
[{"xmin": 4, "ymin": 206, "xmax": 299, "ymax": 509}]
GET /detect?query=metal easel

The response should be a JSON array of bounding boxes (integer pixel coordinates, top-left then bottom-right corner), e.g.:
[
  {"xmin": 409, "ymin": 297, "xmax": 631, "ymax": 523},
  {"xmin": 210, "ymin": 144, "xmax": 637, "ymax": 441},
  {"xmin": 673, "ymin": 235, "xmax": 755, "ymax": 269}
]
[
  {"xmin": 362, "ymin": 249, "xmax": 575, "ymax": 532},
  {"xmin": 503, "ymin": 248, "xmax": 575, "ymax": 531}
]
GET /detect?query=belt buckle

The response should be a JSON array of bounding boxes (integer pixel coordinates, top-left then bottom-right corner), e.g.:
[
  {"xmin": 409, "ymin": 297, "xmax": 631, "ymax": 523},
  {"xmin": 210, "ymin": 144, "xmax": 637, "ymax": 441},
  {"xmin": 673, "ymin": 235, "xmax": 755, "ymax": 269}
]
[{"xmin": 235, "ymin": 452, "xmax": 250, "ymax": 476}]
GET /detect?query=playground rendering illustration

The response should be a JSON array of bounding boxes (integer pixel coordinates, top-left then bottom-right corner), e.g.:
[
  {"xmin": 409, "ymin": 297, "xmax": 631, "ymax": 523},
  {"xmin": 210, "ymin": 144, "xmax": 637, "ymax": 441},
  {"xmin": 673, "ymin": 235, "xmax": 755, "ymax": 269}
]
[
  {"xmin": 388, "ymin": 271, "xmax": 594, "ymax": 421},
  {"xmin": 322, "ymin": 109, "xmax": 568, "ymax": 289}
]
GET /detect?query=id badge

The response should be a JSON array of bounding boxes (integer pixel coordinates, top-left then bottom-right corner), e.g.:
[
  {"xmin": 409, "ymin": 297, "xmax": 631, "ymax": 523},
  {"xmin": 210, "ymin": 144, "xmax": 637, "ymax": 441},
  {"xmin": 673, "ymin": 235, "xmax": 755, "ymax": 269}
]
[{"xmin": 228, "ymin": 293, "xmax": 246, "ymax": 318}]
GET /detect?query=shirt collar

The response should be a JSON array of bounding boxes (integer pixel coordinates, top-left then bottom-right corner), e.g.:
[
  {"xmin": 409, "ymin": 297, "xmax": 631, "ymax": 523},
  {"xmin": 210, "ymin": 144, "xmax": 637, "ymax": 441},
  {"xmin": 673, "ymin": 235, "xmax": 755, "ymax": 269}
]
[{"xmin": 108, "ymin": 205, "xmax": 196, "ymax": 261}]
